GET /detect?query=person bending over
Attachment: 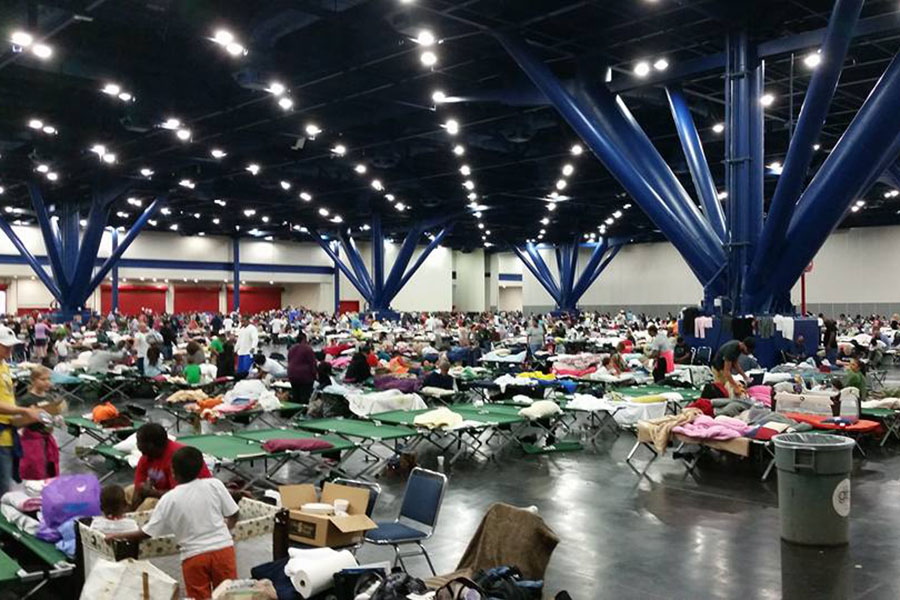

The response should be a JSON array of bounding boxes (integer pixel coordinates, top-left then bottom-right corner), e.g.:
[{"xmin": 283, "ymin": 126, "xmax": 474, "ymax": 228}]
[
  {"xmin": 110, "ymin": 446, "xmax": 239, "ymax": 600},
  {"xmin": 711, "ymin": 337, "xmax": 755, "ymax": 395}
]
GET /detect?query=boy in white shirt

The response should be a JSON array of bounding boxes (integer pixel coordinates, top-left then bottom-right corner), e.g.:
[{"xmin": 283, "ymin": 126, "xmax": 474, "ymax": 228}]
[{"xmin": 109, "ymin": 446, "xmax": 239, "ymax": 600}]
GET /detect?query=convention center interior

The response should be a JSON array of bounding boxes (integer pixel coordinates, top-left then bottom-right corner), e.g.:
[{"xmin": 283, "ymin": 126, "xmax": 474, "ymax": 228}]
[{"xmin": 1, "ymin": 0, "xmax": 900, "ymax": 598}]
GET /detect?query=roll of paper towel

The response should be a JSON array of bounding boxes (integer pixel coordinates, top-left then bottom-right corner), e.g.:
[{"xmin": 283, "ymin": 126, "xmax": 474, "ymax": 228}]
[{"xmin": 287, "ymin": 548, "xmax": 357, "ymax": 598}]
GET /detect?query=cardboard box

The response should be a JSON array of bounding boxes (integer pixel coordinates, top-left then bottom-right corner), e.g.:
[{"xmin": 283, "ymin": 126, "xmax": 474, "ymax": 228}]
[{"xmin": 279, "ymin": 482, "xmax": 377, "ymax": 547}]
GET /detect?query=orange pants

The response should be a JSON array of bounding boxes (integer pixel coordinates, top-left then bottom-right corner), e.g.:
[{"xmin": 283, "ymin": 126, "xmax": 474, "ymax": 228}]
[{"xmin": 181, "ymin": 545, "xmax": 237, "ymax": 600}]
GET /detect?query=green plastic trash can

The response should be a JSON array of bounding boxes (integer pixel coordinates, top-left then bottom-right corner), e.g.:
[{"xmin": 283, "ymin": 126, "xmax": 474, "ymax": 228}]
[{"xmin": 773, "ymin": 432, "xmax": 855, "ymax": 545}]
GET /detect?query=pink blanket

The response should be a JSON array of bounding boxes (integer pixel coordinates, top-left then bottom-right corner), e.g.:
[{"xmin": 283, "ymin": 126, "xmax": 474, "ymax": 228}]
[
  {"xmin": 747, "ymin": 385, "xmax": 772, "ymax": 407},
  {"xmin": 552, "ymin": 366, "xmax": 597, "ymax": 378},
  {"xmin": 673, "ymin": 415, "xmax": 751, "ymax": 440},
  {"xmin": 329, "ymin": 356, "xmax": 352, "ymax": 369}
]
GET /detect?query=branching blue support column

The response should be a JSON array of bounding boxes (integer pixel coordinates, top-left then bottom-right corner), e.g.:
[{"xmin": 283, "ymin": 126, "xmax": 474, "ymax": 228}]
[
  {"xmin": 371, "ymin": 213, "xmax": 385, "ymax": 303},
  {"xmin": 381, "ymin": 225, "xmax": 423, "ymax": 302},
  {"xmin": 753, "ymin": 49, "xmax": 900, "ymax": 309},
  {"xmin": 665, "ymin": 86, "xmax": 727, "ymax": 242},
  {"xmin": 513, "ymin": 239, "xmax": 623, "ymax": 312},
  {"xmin": 395, "ymin": 226, "xmax": 453, "ymax": 291},
  {"xmin": 570, "ymin": 239, "xmax": 610, "ymax": 302},
  {"xmin": 748, "ymin": 0, "xmax": 864, "ymax": 295},
  {"xmin": 66, "ymin": 196, "xmax": 111, "ymax": 310},
  {"xmin": 338, "ymin": 233, "xmax": 374, "ymax": 300},
  {"xmin": 510, "ymin": 245, "xmax": 561, "ymax": 305},
  {"xmin": 332, "ymin": 241, "xmax": 340, "ymax": 314},
  {"xmin": 0, "ymin": 217, "xmax": 62, "ymax": 301},
  {"xmin": 524, "ymin": 243, "xmax": 562, "ymax": 301},
  {"xmin": 232, "ymin": 236, "xmax": 240, "ymax": 312},
  {"xmin": 309, "ymin": 230, "xmax": 373, "ymax": 304},
  {"xmin": 27, "ymin": 183, "xmax": 67, "ymax": 292},
  {"xmin": 495, "ymin": 31, "xmax": 726, "ymax": 287},
  {"xmin": 86, "ymin": 197, "xmax": 164, "ymax": 301},
  {"xmin": 60, "ymin": 203, "xmax": 80, "ymax": 284},
  {"xmin": 110, "ymin": 228, "xmax": 119, "ymax": 313}
]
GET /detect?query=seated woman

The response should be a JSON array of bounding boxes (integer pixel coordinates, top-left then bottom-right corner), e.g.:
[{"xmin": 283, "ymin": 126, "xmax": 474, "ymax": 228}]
[
  {"xmin": 144, "ymin": 345, "xmax": 166, "ymax": 377},
  {"xmin": 836, "ymin": 357, "xmax": 868, "ymax": 401},
  {"xmin": 608, "ymin": 342, "xmax": 629, "ymax": 375},
  {"xmin": 185, "ymin": 340, "xmax": 205, "ymax": 366},
  {"xmin": 344, "ymin": 351, "xmax": 371, "ymax": 383}
]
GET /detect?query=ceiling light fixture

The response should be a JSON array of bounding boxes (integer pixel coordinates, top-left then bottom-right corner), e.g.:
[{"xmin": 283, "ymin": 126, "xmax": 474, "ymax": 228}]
[
  {"xmin": 633, "ymin": 61, "xmax": 651, "ymax": 77},
  {"xmin": 570, "ymin": 144, "xmax": 583, "ymax": 156},
  {"xmin": 420, "ymin": 51, "xmax": 437, "ymax": 67}
]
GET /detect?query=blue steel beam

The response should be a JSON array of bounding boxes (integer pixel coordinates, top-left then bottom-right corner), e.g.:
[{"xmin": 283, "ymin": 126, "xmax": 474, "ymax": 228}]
[
  {"xmin": 524, "ymin": 242, "xmax": 562, "ymax": 301},
  {"xmin": 332, "ymin": 242, "xmax": 340, "ymax": 314},
  {"xmin": 382, "ymin": 225, "xmax": 423, "ymax": 303},
  {"xmin": 394, "ymin": 225, "xmax": 454, "ymax": 294},
  {"xmin": 753, "ymin": 50, "xmax": 900, "ymax": 310},
  {"xmin": 0, "ymin": 217, "xmax": 62, "ymax": 301},
  {"xmin": 495, "ymin": 32, "xmax": 725, "ymax": 286},
  {"xmin": 233, "ymin": 236, "xmax": 240, "ymax": 312},
  {"xmin": 309, "ymin": 229, "xmax": 372, "ymax": 303},
  {"xmin": 510, "ymin": 244, "xmax": 561, "ymax": 305},
  {"xmin": 60, "ymin": 203, "xmax": 79, "ymax": 284},
  {"xmin": 749, "ymin": 0, "xmax": 864, "ymax": 294},
  {"xmin": 371, "ymin": 213, "xmax": 385, "ymax": 301},
  {"xmin": 110, "ymin": 227, "xmax": 119, "ymax": 313},
  {"xmin": 570, "ymin": 238, "xmax": 609, "ymax": 303},
  {"xmin": 86, "ymin": 197, "xmax": 164, "ymax": 297},
  {"xmin": 337, "ymin": 233, "xmax": 374, "ymax": 300},
  {"xmin": 665, "ymin": 86, "xmax": 727, "ymax": 242},
  {"xmin": 565, "ymin": 238, "xmax": 579, "ymax": 304},
  {"xmin": 576, "ymin": 244, "xmax": 623, "ymax": 301},
  {"xmin": 67, "ymin": 199, "xmax": 110, "ymax": 306},
  {"xmin": 27, "ymin": 183, "xmax": 67, "ymax": 292},
  {"xmin": 574, "ymin": 78, "xmax": 726, "ymax": 270}
]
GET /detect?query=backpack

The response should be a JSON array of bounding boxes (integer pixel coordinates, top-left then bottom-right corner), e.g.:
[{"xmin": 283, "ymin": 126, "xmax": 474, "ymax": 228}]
[
  {"xmin": 472, "ymin": 566, "xmax": 543, "ymax": 600},
  {"xmin": 369, "ymin": 572, "xmax": 427, "ymax": 600},
  {"xmin": 435, "ymin": 577, "xmax": 486, "ymax": 600}
]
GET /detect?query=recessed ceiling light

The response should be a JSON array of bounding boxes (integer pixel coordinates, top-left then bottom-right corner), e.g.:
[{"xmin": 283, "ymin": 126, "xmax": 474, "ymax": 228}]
[
  {"xmin": 176, "ymin": 128, "xmax": 191, "ymax": 141},
  {"xmin": 160, "ymin": 118, "xmax": 181, "ymax": 130},
  {"xmin": 28, "ymin": 119, "xmax": 42, "ymax": 129},
  {"xmin": 331, "ymin": 144, "xmax": 346, "ymax": 156},
  {"xmin": 299, "ymin": 192, "xmax": 312, "ymax": 201},
  {"xmin": 452, "ymin": 145, "xmax": 465, "ymax": 156},
  {"xmin": 547, "ymin": 202, "xmax": 556, "ymax": 211},
  {"xmin": 432, "ymin": 90, "xmax": 447, "ymax": 103},
  {"xmin": 371, "ymin": 179, "xmax": 384, "ymax": 191},
  {"xmin": 101, "ymin": 82, "xmax": 120, "ymax": 95},
  {"xmin": 213, "ymin": 30, "xmax": 234, "ymax": 46},
  {"xmin": 267, "ymin": 81, "xmax": 286, "ymax": 96},
  {"xmin": 278, "ymin": 97, "xmax": 293, "ymax": 110},
  {"xmin": 712, "ymin": 123, "xmax": 725, "ymax": 134},
  {"xmin": 555, "ymin": 179, "xmax": 567, "ymax": 191},
  {"xmin": 653, "ymin": 58, "xmax": 669, "ymax": 71},
  {"xmin": 540, "ymin": 218, "xmax": 549, "ymax": 225},
  {"xmin": 305, "ymin": 123, "xmax": 321, "ymax": 137},
  {"xmin": 803, "ymin": 51, "xmax": 822, "ymax": 69},
  {"xmin": 416, "ymin": 29, "xmax": 436, "ymax": 46},
  {"xmin": 420, "ymin": 51, "xmax": 437, "ymax": 67},
  {"xmin": 210, "ymin": 148, "xmax": 227, "ymax": 159},
  {"xmin": 760, "ymin": 93, "xmax": 775, "ymax": 107},
  {"xmin": 246, "ymin": 163, "xmax": 260, "ymax": 175},
  {"xmin": 318, "ymin": 207, "xmax": 329, "ymax": 216},
  {"xmin": 444, "ymin": 119, "xmax": 459, "ymax": 135},
  {"xmin": 31, "ymin": 43, "xmax": 52, "ymax": 59},
  {"xmin": 11, "ymin": 31, "xmax": 33, "ymax": 47},
  {"xmin": 354, "ymin": 164, "xmax": 367, "ymax": 174},
  {"xmin": 633, "ymin": 61, "xmax": 651, "ymax": 77},
  {"xmin": 280, "ymin": 180, "xmax": 291, "ymax": 190},
  {"xmin": 570, "ymin": 144, "xmax": 583, "ymax": 156},
  {"xmin": 562, "ymin": 163, "xmax": 574, "ymax": 176},
  {"xmin": 459, "ymin": 165, "xmax": 471, "ymax": 176}
]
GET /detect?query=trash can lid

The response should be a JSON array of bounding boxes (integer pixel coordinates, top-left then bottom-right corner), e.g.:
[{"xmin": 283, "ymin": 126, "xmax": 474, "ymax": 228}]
[{"xmin": 772, "ymin": 432, "xmax": 856, "ymax": 451}]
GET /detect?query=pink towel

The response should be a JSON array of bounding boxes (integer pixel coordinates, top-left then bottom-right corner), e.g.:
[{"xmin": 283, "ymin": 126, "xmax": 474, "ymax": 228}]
[
  {"xmin": 673, "ymin": 415, "xmax": 751, "ymax": 440},
  {"xmin": 747, "ymin": 385, "xmax": 772, "ymax": 407}
]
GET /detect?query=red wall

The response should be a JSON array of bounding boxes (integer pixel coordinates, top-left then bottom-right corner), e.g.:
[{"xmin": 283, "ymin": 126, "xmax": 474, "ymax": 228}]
[
  {"xmin": 101, "ymin": 285, "xmax": 167, "ymax": 315},
  {"xmin": 225, "ymin": 286, "xmax": 282, "ymax": 314},
  {"xmin": 174, "ymin": 286, "xmax": 219, "ymax": 314},
  {"xmin": 338, "ymin": 300, "xmax": 360, "ymax": 314}
]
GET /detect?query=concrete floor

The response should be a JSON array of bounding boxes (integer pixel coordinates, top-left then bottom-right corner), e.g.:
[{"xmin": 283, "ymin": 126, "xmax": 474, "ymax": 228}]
[{"xmin": 26, "ymin": 384, "xmax": 900, "ymax": 599}]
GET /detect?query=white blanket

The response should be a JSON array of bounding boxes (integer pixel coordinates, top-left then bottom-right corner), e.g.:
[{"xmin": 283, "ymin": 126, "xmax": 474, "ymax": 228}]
[{"xmin": 347, "ymin": 389, "xmax": 426, "ymax": 417}]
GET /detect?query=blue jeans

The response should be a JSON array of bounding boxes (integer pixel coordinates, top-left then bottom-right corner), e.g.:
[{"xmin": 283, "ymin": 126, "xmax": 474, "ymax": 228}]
[{"xmin": 0, "ymin": 447, "xmax": 13, "ymax": 498}]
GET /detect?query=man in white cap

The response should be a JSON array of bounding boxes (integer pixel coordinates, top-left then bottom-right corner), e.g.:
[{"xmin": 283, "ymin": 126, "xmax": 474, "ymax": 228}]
[{"xmin": 0, "ymin": 326, "xmax": 42, "ymax": 495}]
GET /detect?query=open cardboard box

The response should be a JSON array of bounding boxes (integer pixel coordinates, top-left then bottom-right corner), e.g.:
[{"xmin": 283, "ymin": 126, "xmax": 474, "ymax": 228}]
[{"xmin": 279, "ymin": 482, "xmax": 377, "ymax": 547}]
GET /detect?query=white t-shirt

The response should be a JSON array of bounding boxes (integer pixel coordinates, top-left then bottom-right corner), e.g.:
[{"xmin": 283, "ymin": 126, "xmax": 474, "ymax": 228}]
[
  {"xmin": 91, "ymin": 516, "xmax": 140, "ymax": 535},
  {"xmin": 134, "ymin": 331, "xmax": 150, "ymax": 358},
  {"xmin": 141, "ymin": 478, "xmax": 239, "ymax": 561},
  {"xmin": 235, "ymin": 324, "xmax": 259, "ymax": 356},
  {"xmin": 271, "ymin": 318, "xmax": 286, "ymax": 335},
  {"xmin": 223, "ymin": 317, "xmax": 234, "ymax": 333}
]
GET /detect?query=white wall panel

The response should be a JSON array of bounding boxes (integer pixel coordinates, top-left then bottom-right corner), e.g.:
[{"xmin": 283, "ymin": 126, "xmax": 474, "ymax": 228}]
[{"xmin": 453, "ymin": 250, "xmax": 486, "ymax": 312}]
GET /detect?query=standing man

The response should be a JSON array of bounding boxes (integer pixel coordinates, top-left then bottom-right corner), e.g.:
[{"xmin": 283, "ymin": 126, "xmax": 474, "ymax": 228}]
[
  {"xmin": 134, "ymin": 322, "xmax": 150, "ymax": 375},
  {"xmin": 287, "ymin": 332, "xmax": 317, "ymax": 403},
  {"xmin": 235, "ymin": 317, "xmax": 258, "ymax": 375},
  {"xmin": 0, "ymin": 326, "xmax": 42, "ymax": 496}
]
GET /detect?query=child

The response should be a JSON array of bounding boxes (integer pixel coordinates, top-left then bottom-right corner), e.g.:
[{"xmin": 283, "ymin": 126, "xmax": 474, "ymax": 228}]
[
  {"xmin": 130, "ymin": 423, "xmax": 211, "ymax": 511},
  {"xmin": 91, "ymin": 485, "xmax": 139, "ymax": 535},
  {"xmin": 17, "ymin": 366, "xmax": 62, "ymax": 480},
  {"xmin": 111, "ymin": 447, "xmax": 239, "ymax": 600}
]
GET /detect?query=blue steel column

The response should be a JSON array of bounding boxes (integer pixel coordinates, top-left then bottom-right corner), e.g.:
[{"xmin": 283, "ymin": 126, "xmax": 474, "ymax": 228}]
[
  {"xmin": 665, "ymin": 86, "xmax": 727, "ymax": 242},
  {"xmin": 495, "ymin": 32, "xmax": 725, "ymax": 286},
  {"xmin": 111, "ymin": 227, "xmax": 119, "ymax": 313},
  {"xmin": 524, "ymin": 243, "xmax": 562, "ymax": 301},
  {"xmin": 0, "ymin": 218, "xmax": 62, "ymax": 301},
  {"xmin": 332, "ymin": 241, "xmax": 340, "ymax": 314},
  {"xmin": 232, "ymin": 236, "xmax": 240, "ymax": 313},
  {"xmin": 60, "ymin": 203, "xmax": 79, "ymax": 284},
  {"xmin": 754, "ymin": 50, "xmax": 900, "ymax": 308},
  {"xmin": 725, "ymin": 32, "xmax": 757, "ymax": 314},
  {"xmin": 570, "ymin": 239, "xmax": 609, "ymax": 302},
  {"xmin": 510, "ymin": 245, "xmax": 560, "ymax": 305},
  {"xmin": 27, "ymin": 183, "xmax": 66, "ymax": 291},
  {"xmin": 396, "ymin": 226, "xmax": 453, "ymax": 291},
  {"xmin": 748, "ymin": 0, "xmax": 864, "ymax": 295},
  {"xmin": 371, "ymin": 213, "xmax": 385, "ymax": 306}
]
